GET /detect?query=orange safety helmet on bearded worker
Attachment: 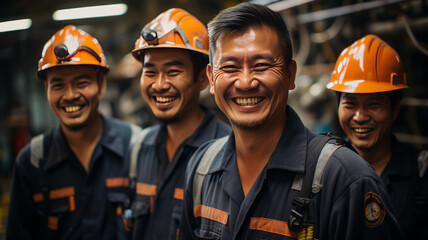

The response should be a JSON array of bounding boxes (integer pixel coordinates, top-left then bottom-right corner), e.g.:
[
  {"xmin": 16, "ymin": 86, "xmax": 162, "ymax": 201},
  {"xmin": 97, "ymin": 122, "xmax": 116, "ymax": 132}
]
[
  {"xmin": 37, "ymin": 25, "xmax": 109, "ymax": 79},
  {"xmin": 327, "ymin": 34, "xmax": 408, "ymax": 93},
  {"xmin": 131, "ymin": 8, "xmax": 209, "ymax": 61}
]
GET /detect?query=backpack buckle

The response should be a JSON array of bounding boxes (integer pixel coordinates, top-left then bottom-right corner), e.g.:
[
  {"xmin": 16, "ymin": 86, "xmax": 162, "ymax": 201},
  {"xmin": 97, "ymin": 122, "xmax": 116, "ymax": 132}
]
[{"xmin": 288, "ymin": 197, "xmax": 310, "ymax": 231}]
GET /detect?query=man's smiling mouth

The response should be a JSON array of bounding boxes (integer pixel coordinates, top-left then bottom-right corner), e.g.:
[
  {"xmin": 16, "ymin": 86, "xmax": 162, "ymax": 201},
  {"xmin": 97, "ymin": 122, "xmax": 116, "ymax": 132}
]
[
  {"xmin": 64, "ymin": 106, "xmax": 82, "ymax": 113},
  {"xmin": 155, "ymin": 96, "xmax": 176, "ymax": 103},
  {"xmin": 353, "ymin": 128, "xmax": 373, "ymax": 133},
  {"xmin": 234, "ymin": 97, "xmax": 264, "ymax": 106}
]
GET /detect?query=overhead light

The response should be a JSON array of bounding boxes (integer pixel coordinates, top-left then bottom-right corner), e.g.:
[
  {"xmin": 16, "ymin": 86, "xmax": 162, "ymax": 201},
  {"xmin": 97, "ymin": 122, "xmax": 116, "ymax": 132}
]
[
  {"xmin": 53, "ymin": 3, "xmax": 128, "ymax": 21},
  {"xmin": 0, "ymin": 19, "xmax": 32, "ymax": 33}
]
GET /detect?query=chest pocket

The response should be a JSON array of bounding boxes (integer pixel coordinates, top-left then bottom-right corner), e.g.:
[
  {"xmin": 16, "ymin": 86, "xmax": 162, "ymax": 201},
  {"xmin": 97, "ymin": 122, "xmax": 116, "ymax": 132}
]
[
  {"xmin": 169, "ymin": 188, "xmax": 184, "ymax": 240},
  {"xmin": 131, "ymin": 195, "xmax": 151, "ymax": 218},
  {"xmin": 105, "ymin": 177, "xmax": 133, "ymax": 237},
  {"xmin": 193, "ymin": 205, "xmax": 228, "ymax": 239},
  {"xmin": 129, "ymin": 194, "xmax": 151, "ymax": 238},
  {"xmin": 33, "ymin": 186, "xmax": 75, "ymax": 233},
  {"xmin": 129, "ymin": 182, "xmax": 155, "ymax": 237}
]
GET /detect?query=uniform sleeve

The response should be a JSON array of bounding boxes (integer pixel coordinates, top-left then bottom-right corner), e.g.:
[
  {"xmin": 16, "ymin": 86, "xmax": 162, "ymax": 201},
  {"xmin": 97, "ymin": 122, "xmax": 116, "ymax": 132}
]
[
  {"xmin": 327, "ymin": 177, "xmax": 404, "ymax": 240},
  {"xmin": 319, "ymin": 148, "xmax": 404, "ymax": 240},
  {"xmin": 6, "ymin": 147, "xmax": 42, "ymax": 240}
]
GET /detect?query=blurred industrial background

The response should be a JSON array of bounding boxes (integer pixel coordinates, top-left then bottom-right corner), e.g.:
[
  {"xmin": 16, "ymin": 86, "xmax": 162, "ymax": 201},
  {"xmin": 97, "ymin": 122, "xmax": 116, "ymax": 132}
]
[{"xmin": 0, "ymin": 0, "xmax": 427, "ymax": 237}]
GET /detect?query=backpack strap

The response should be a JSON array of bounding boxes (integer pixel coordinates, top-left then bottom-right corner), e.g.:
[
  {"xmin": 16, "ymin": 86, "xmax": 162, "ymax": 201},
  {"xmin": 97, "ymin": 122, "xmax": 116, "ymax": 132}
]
[
  {"xmin": 30, "ymin": 133, "xmax": 49, "ymax": 199},
  {"xmin": 122, "ymin": 126, "xmax": 151, "ymax": 228},
  {"xmin": 30, "ymin": 134, "xmax": 44, "ymax": 168},
  {"xmin": 30, "ymin": 133, "xmax": 52, "ymax": 223},
  {"xmin": 193, "ymin": 136, "xmax": 228, "ymax": 207},
  {"xmin": 311, "ymin": 142, "xmax": 342, "ymax": 193},
  {"xmin": 288, "ymin": 133, "xmax": 346, "ymax": 232},
  {"xmin": 129, "ymin": 126, "xmax": 150, "ymax": 182},
  {"xmin": 417, "ymin": 150, "xmax": 428, "ymax": 178}
]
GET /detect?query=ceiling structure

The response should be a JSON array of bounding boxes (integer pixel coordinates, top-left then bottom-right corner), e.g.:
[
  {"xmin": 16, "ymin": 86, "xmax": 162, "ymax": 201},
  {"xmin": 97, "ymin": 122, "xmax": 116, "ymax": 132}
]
[{"xmin": 0, "ymin": 0, "xmax": 427, "ymax": 145}]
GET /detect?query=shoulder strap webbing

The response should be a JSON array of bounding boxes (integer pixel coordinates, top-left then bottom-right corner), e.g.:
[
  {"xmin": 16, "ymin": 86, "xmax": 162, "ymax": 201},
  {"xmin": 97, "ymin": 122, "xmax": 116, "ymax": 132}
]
[
  {"xmin": 193, "ymin": 136, "xmax": 228, "ymax": 206},
  {"xmin": 288, "ymin": 133, "xmax": 344, "ymax": 232},
  {"xmin": 30, "ymin": 133, "xmax": 50, "ymax": 212},
  {"xmin": 417, "ymin": 150, "xmax": 428, "ymax": 178},
  {"xmin": 129, "ymin": 127, "xmax": 151, "ymax": 181},
  {"xmin": 291, "ymin": 134, "xmax": 331, "ymax": 193},
  {"xmin": 311, "ymin": 142, "xmax": 342, "ymax": 193},
  {"xmin": 30, "ymin": 134, "xmax": 44, "ymax": 168}
]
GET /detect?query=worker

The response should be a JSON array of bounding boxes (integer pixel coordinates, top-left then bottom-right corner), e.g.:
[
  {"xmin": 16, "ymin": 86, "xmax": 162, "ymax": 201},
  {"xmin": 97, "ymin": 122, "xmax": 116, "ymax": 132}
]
[
  {"xmin": 327, "ymin": 34, "xmax": 427, "ymax": 240},
  {"xmin": 128, "ymin": 8, "xmax": 231, "ymax": 240},
  {"xmin": 6, "ymin": 25, "xmax": 141, "ymax": 240},
  {"xmin": 180, "ymin": 3, "xmax": 404, "ymax": 239}
]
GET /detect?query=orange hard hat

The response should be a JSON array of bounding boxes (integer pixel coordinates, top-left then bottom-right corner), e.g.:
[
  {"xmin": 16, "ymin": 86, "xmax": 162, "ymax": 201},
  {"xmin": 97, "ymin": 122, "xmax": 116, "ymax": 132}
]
[
  {"xmin": 327, "ymin": 34, "xmax": 408, "ymax": 93},
  {"xmin": 131, "ymin": 8, "xmax": 208, "ymax": 61},
  {"xmin": 37, "ymin": 25, "xmax": 109, "ymax": 79}
]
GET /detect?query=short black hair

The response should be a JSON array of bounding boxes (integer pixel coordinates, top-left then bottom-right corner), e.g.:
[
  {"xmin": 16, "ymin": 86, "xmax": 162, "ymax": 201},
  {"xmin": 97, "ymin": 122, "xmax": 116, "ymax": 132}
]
[{"xmin": 207, "ymin": 2, "xmax": 293, "ymax": 66}]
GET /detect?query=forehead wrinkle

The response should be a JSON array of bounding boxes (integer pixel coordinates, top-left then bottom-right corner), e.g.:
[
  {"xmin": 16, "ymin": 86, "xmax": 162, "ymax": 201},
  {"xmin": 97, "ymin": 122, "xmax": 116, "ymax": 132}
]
[
  {"xmin": 253, "ymin": 53, "xmax": 275, "ymax": 62},
  {"xmin": 218, "ymin": 56, "xmax": 238, "ymax": 64}
]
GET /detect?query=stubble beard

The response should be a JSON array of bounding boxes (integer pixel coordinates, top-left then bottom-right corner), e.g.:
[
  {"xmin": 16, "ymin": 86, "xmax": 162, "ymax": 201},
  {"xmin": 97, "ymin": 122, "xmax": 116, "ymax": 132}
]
[{"xmin": 229, "ymin": 118, "xmax": 265, "ymax": 131}]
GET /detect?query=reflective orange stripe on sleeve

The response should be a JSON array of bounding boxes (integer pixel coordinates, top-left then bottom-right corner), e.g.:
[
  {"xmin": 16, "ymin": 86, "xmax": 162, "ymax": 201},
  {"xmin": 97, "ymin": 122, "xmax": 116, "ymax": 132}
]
[
  {"xmin": 49, "ymin": 186, "xmax": 75, "ymax": 199},
  {"xmin": 33, "ymin": 193, "xmax": 44, "ymax": 202},
  {"xmin": 106, "ymin": 177, "xmax": 129, "ymax": 188},
  {"xmin": 193, "ymin": 205, "xmax": 228, "ymax": 225},
  {"xmin": 173, "ymin": 188, "xmax": 183, "ymax": 200},
  {"xmin": 249, "ymin": 217, "xmax": 298, "ymax": 238},
  {"xmin": 136, "ymin": 183, "xmax": 157, "ymax": 196}
]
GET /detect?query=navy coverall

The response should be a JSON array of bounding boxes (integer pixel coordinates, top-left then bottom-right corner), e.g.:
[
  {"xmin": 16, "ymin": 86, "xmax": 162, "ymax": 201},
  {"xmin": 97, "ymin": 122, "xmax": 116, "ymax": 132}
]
[
  {"xmin": 380, "ymin": 135, "xmax": 427, "ymax": 240},
  {"xmin": 180, "ymin": 106, "xmax": 404, "ymax": 240},
  {"xmin": 131, "ymin": 107, "xmax": 230, "ymax": 240},
  {"xmin": 6, "ymin": 116, "xmax": 138, "ymax": 240}
]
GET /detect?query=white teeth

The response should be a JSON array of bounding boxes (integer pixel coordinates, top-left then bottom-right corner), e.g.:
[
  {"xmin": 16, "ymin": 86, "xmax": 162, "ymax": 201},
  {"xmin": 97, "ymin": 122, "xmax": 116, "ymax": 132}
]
[
  {"xmin": 65, "ymin": 106, "xmax": 81, "ymax": 113},
  {"xmin": 354, "ymin": 128, "xmax": 371, "ymax": 133},
  {"xmin": 156, "ymin": 96, "xmax": 175, "ymax": 103},
  {"xmin": 235, "ymin": 97, "xmax": 263, "ymax": 106}
]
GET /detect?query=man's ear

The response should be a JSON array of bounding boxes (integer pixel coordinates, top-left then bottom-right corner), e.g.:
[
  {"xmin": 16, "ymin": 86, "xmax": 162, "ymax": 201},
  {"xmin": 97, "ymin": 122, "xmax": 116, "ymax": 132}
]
[
  {"xmin": 98, "ymin": 72, "xmax": 107, "ymax": 96},
  {"xmin": 197, "ymin": 65, "xmax": 209, "ymax": 91},
  {"xmin": 287, "ymin": 60, "xmax": 297, "ymax": 90},
  {"xmin": 206, "ymin": 64, "xmax": 215, "ymax": 95},
  {"xmin": 392, "ymin": 99, "xmax": 401, "ymax": 122}
]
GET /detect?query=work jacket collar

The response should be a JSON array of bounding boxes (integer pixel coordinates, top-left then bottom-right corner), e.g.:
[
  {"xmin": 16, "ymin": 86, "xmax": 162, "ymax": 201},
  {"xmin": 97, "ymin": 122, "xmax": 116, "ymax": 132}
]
[
  {"xmin": 143, "ymin": 106, "xmax": 220, "ymax": 149},
  {"xmin": 383, "ymin": 134, "xmax": 413, "ymax": 178},
  {"xmin": 44, "ymin": 115, "xmax": 125, "ymax": 170}
]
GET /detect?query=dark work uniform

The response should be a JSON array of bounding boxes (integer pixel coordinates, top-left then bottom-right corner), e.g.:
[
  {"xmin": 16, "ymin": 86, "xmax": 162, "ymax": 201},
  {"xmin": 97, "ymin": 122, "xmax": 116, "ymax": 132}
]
[
  {"xmin": 131, "ymin": 107, "xmax": 230, "ymax": 240},
  {"xmin": 6, "ymin": 116, "xmax": 139, "ymax": 240},
  {"xmin": 381, "ymin": 135, "xmax": 427, "ymax": 240},
  {"xmin": 180, "ymin": 106, "xmax": 403, "ymax": 240}
]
